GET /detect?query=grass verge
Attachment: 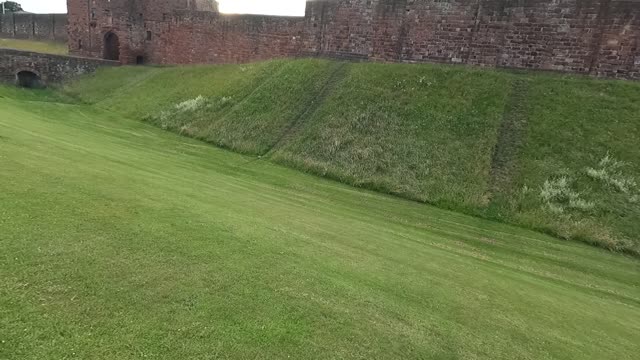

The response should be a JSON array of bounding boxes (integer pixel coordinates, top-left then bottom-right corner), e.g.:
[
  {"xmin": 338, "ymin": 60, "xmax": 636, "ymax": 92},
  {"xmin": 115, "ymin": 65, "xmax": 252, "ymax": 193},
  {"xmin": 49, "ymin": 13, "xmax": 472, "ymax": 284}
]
[{"xmin": 0, "ymin": 38, "xmax": 68, "ymax": 55}]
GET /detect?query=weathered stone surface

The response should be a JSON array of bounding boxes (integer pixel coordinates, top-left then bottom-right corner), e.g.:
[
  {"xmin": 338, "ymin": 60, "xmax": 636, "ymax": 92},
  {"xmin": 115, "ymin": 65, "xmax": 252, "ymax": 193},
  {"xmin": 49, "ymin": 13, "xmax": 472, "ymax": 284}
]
[
  {"xmin": 66, "ymin": 0, "xmax": 640, "ymax": 79},
  {"xmin": 0, "ymin": 48, "xmax": 117, "ymax": 86},
  {"xmin": 0, "ymin": 13, "xmax": 68, "ymax": 42}
]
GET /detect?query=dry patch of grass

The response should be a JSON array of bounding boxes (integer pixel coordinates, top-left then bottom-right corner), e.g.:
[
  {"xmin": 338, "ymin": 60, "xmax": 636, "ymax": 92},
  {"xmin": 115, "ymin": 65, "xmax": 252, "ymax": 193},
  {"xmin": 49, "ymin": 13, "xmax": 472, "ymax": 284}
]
[{"xmin": 0, "ymin": 38, "xmax": 68, "ymax": 55}]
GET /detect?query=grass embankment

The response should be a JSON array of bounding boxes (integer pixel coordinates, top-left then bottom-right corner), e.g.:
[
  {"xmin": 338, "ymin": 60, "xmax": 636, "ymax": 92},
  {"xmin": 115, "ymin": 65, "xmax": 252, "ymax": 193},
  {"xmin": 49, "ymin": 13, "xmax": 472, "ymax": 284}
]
[
  {"xmin": 1, "ymin": 86, "xmax": 639, "ymax": 359},
  {"xmin": 64, "ymin": 60, "xmax": 640, "ymax": 255},
  {"xmin": 490, "ymin": 78, "xmax": 640, "ymax": 253},
  {"xmin": 0, "ymin": 38, "xmax": 68, "ymax": 55}
]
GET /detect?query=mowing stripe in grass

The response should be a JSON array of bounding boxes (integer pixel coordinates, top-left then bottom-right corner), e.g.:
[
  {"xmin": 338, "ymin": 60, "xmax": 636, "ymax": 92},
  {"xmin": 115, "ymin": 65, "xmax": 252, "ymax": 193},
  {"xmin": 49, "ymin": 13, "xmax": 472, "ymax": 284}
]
[
  {"xmin": 266, "ymin": 62, "xmax": 349, "ymax": 156},
  {"xmin": 1, "ymin": 94, "xmax": 639, "ymax": 359},
  {"xmin": 487, "ymin": 79, "xmax": 530, "ymax": 204}
]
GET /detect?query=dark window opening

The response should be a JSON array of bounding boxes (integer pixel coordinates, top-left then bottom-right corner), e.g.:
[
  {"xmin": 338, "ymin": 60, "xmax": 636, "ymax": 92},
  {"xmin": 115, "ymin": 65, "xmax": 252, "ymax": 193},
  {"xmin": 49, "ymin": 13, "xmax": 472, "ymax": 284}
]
[
  {"xmin": 91, "ymin": 10, "xmax": 96, "ymax": 20},
  {"xmin": 16, "ymin": 71, "xmax": 44, "ymax": 89},
  {"xmin": 78, "ymin": 39, "xmax": 83, "ymax": 50},
  {"xmin": 136, "ymin": 56, "xmax": 145, "ymax": 65},
  {"xmin": 146, "ymin": 31, "xmax": 152, "ymax": 41},
  {"xmin": 103, "ymin": 32, "xmax": 120, "ymax": 61}
]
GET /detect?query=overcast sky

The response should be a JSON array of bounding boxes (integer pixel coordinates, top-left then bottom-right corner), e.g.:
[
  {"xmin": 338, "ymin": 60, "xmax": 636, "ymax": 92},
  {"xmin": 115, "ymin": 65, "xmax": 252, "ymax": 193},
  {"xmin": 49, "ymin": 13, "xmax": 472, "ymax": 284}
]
[{"xmin": 11, "ymin": 0, "xmax": 306, "ymax": 16}]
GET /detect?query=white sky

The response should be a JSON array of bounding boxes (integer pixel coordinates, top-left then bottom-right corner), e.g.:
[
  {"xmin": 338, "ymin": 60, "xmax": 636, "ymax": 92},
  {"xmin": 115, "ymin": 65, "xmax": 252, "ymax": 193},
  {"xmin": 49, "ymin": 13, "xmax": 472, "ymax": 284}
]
[
  {"xmin": 12, "ymin": 0, "xmax": 307, "ymax": 16},
  {"xmin": 219, "ymin": 0, "xmax": 305, "ymax": 16},
  {"xmin": 9, "ymin": 0, "xmax": 67, "ymax": 13}
]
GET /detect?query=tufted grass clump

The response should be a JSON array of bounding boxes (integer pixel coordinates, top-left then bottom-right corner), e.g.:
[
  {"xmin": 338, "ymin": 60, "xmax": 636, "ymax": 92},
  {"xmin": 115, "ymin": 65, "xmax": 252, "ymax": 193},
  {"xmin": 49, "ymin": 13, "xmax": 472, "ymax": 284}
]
[
  {"xmin": 149, "ymin": 95, "xmax": 237, "ymax": 134},
  {"xmin": 152, "ymin": 95, "xmax": 209, "ymax": 130},
  {"xmin": 586, "ymin": 154, "xmax": 638, "ymax": 197},
  {"xmin": 539, "ymin": 177, "xmax": 594, "ymax": 213},
  {"xmin": 174, "ymin": 95, "xmax": 206, "ymax": 112}
]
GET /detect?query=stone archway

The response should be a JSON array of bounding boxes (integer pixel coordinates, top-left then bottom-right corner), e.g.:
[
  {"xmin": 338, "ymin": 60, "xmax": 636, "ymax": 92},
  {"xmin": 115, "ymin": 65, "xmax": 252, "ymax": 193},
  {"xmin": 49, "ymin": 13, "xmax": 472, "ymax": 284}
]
[
  {"xmin": 16, "ymin": 70, "xmax": 44, "ymax": 88},
  {"xmin": 103, "ymin": 32, "xmax": 120, "ymax": 61}
]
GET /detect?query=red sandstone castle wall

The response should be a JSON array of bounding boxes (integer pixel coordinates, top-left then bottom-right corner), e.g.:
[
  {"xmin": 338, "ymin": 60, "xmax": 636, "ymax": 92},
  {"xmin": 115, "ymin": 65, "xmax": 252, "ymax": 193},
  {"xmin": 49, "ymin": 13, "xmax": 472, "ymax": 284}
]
[
  {"xmin": 66, "ymin": 0, "xmax": 640, "ymax": 79},
  {"xmin": 145, "ymin": 11, "xmax": 305, "ymax": 64},
  {"xmin": 303, "ymin": 0, "xmax": 639, "ymax": 79},
  {"xmin": 67, "ymin": 0, "xmax": 197, "ymax": 62}
]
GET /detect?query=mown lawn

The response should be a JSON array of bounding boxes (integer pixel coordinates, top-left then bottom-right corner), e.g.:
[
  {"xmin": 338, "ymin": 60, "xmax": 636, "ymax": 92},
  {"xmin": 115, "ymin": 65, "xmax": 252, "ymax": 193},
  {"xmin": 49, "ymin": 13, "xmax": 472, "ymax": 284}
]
[
  {"xmin": 64, "ymin": 61, "xmax": 640, "ymax": 255},
  {"xmin": 1, "ymin": 87, "xmax": 639, "ymax": 359},
  {"xmin": 0, "ymin": 38, "xmax": 68, "ymax": 55}
]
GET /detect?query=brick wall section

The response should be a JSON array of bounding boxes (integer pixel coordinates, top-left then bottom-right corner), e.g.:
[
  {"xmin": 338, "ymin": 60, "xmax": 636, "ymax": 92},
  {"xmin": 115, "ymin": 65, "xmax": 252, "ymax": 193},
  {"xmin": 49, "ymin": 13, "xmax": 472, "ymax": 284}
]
[
  {"xmin": 66, "ymin": 0, "xmax": 640, "ymax": 80},
  {"xmin": 303, "ymin": 0, "xmax": 374, "ymax": 59},
  {"xmin": 146, "ymin": 12, "xmax": 306, "ymax": 64},
  {"xmin": 53, "ymin": 14, "xmax": 69, "ymax": 42},
  {"xmin": 0, "ymin": 13, "xmax": 68, "ymax": 42},
  {"xmin": 0, "ymin": 13, "xmax": 13, "ymax": 36},
  {"xmin": 594, "ymin": 1, "xmax": 640, "ymax": 78},
  {"xmin": 0, "ymin": 48, "xmax": 117, "ymax": 85}
]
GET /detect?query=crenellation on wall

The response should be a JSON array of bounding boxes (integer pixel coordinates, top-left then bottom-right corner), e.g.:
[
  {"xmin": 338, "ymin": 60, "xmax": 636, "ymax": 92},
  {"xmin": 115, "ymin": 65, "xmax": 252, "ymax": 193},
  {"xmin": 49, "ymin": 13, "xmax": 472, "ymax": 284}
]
[{"xmin": 65, "ymin": 0, "xmax": 640, "ymax": 80}]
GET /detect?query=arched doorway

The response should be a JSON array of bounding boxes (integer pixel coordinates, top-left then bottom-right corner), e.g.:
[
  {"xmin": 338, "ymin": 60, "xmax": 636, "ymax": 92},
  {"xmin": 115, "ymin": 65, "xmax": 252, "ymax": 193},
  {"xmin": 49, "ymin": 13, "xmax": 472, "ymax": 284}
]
[
  {"xmin": 16, "ymin": 71, "xmax": 43, "ymax": 88},
  {"xmin": 103, "ymin": 32, "xmax": 120, "ymax": 61}
]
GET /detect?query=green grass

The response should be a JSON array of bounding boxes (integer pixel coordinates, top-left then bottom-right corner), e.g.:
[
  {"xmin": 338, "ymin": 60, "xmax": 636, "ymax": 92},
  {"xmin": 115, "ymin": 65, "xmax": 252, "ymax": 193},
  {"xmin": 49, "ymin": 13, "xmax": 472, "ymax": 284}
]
[
  {"xmin": 0, "ymin": 38, "xmax": 68, "ymax": 55},
  {"xmin": 488, "ymin": 76, "xmax": 640, "ymax": 254},
  {"xmin": 1, "ymin": 86, "xmax": 639, "ymax": 359},
  {"xmin": 271, "ymin": 63, "xmax": 511, "ymax": 210},
  {"xmin": 64, "ymin": 60, "xmax": 640, "ymax": 255},
  {"xmin": 65, "ymin": 60, "xmax": 343, "ymax": 154}
]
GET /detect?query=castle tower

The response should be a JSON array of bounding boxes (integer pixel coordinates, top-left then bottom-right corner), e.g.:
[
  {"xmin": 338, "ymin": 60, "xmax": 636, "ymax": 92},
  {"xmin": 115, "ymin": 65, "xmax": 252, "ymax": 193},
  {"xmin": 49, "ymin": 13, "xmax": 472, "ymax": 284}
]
[{"xmin": 67, "ymin": 0, "xmax": 219, "ymax": 63}]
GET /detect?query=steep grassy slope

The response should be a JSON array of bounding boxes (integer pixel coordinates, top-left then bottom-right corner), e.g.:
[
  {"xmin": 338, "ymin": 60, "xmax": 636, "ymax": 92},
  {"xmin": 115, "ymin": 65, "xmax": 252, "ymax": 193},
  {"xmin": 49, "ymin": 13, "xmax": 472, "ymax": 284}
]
[
  {"xmin": 2, "ymin": 88, "xmax": 639, "ymax": 359},
  {"xmin": 488, "ymin": 77, "xmax": 640, "ymax": 253},
  {"xmin": 67, "ymin": 60, "xmax": 342, "ymax": 154},
  {"xmin": 271, "ymin": 63, "xmax": 512, "ymax": 210},
  {"xmin": 66, "ymin": 61, "xmax": 513, "ymax": 209},
  {"xmin": 63, "ymin": 61, "xmax": 640, "ymax": 255}
]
